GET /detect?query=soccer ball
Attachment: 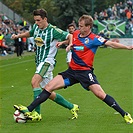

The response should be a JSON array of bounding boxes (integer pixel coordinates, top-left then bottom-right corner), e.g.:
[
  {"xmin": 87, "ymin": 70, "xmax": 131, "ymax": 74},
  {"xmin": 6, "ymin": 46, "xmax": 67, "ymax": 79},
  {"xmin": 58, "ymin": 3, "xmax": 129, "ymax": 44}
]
[{"xmin": 13, "ymin": 110, "xmax": 27, "ymax": 123}]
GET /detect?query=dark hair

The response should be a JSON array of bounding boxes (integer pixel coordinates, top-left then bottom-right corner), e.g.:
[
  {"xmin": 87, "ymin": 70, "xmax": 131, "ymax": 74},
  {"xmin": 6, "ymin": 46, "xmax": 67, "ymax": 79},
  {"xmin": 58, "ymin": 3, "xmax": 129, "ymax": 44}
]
[
  {"xmin": 33, "ymin": 9, "xmax": 47, "ymax": 19},
  {"xmin": 67, "ymin": 23, "xmax": 76, "ymax": 29}
]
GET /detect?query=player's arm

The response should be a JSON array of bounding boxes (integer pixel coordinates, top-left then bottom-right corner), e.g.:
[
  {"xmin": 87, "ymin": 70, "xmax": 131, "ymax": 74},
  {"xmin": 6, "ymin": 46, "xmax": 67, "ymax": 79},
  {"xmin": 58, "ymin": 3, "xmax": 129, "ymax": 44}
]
[
  {"xmin": 11, "ymin": 31, "xmax": 30, "ymax": 39},
  {"xmin": 105, "ymin": 40, "xmax": 133, "ymax": 50},
  {"xmin": 56, "ymin": 40, "xmax": 69, "ymax": 48},
  {"xmin": 66, "ymin": 33, "xmax": 73, "ymax": 52},
  {"xmin": 56, "ymin": 34, "xmax": 73, "ymax": 50}
]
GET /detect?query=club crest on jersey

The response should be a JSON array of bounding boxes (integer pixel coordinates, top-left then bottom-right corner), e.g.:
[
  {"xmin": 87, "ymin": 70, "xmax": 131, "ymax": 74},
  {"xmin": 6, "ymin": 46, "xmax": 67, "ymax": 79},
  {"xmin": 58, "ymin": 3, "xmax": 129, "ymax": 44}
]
[
  {"xmin": 34, "ymin": 37, "xmax": 44, "ymax": 47},
  {"xmin": 85, "ymin": 38, "xmax": 89, "ymax": 44}
]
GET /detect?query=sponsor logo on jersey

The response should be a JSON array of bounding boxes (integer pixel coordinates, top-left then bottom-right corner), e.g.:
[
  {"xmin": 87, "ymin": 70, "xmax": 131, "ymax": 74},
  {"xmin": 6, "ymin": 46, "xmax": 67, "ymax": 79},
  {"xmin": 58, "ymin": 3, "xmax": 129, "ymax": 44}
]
[
  {"xmin": 34, "ymin": 37, "xmax": 44, "ymax": 47},
  {"xmin": 73, "ymin": 46, "xmax": 84, "ymax": 51},
  {"xmin": 97, "ymin": 36, "xmax": 105, "ymax": 43}
]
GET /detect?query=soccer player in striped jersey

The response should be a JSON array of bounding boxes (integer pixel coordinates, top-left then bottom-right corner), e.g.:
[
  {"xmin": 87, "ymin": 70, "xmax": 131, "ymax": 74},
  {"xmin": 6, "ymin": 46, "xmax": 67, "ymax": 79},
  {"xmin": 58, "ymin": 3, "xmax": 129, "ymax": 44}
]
[
  {"xmin": 14, "ymin": 15, "xmax": 133, "ymax": 124},
  {"xmin": 12, "ymin": 8, "xmax": 79, "ymax": 120}
]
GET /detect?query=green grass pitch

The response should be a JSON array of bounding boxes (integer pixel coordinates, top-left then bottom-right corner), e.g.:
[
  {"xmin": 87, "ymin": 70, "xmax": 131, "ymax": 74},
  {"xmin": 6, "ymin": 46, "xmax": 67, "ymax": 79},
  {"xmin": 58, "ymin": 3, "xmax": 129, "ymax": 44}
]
[{"xmin": 0, "ymin": 48, "xmax": 132, "ymax": 133}]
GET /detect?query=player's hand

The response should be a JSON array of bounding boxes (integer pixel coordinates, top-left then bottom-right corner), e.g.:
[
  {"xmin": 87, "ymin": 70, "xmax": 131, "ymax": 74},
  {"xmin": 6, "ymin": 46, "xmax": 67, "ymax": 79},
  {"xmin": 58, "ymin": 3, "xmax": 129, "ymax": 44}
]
[
  {"xmin": 11, "ymin": 34, "xmax": 18, "ymax": 39},
  {"xmin": 56, "ymin": 41, "xmax": 64, "ymax": 48},
  {"xmin": 66, "ymin": 44, "xmax": 73, "ymax": 52},
  {"xmin": 127, "ymin": 45, "xmax": 133, "ymax": 50}
]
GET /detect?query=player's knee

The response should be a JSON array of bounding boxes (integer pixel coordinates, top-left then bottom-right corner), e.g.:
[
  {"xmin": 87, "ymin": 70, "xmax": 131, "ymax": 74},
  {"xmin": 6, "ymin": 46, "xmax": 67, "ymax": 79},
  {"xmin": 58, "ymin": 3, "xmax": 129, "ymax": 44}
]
[
  {"xmin": 44, "ymin": 83, "xmax": 53, "ymax": 92},
  {"xmin": 49, "ymin": 92, "xmax": 56, "ymax": 100},
  {"xmin": 31, "ymin": 79, "xmax": 40, "ymax": 88},
  {"xmin": 95, "ymin": 92, "xmax": 106, "ymax": 100}
]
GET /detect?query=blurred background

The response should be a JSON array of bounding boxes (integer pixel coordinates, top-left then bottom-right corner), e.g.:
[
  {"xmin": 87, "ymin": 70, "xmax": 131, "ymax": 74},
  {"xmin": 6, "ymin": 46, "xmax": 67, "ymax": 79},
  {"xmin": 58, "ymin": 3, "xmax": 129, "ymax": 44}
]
[{"xmin": 0, "ymin": 0, "xmax": 133, "ymax": 56}]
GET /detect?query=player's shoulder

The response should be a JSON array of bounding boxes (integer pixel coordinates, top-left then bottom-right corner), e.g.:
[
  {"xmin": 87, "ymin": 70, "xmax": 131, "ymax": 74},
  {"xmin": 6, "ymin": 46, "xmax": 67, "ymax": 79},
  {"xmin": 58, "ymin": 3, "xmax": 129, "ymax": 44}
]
[
  {"xmin": 89, "ymin": 32, "xmax": 103, "ymax": 40},
  {"xmin": 48, "ymin": 24, "xmax": 57, "ymax": 29},
  {"xmin": 73, "ymin": 30, "xmax": 80, "ymax": 34},
  {"xmin": 49, "ymin": 24, "xmax": 64, "ymax": 33},
  {"xmin": 48, "ymin": 24, "xmax": 60, "ymax": 31},
  {"xmin": 73, "ymin": 30, "xmax": 80, "ymax": 37}
]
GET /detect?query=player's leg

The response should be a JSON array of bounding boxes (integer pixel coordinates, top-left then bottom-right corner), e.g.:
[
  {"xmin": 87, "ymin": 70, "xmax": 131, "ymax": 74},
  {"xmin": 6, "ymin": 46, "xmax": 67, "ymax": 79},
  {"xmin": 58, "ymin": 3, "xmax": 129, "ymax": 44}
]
[
  {"xmin": 40, "ymin": 72, "xmax": 79, "ymax": 119},
  {"xmin": 49, "ymin": 92, "xmax": 73, "ymax": 109},
  {"xmin": 89, "ymin": 84, "xmax": 133, "ymax": 124},
  {"xmin": 31, "ymin": 73, "xmax": 43, "ymax": 114},
  {"xmin": 16, "ymin": 75, "xmax": 65, "ymax": 119},
  {"xmin": 28, "ymin": 75, "xmax": 67, "ymax": 111},
  {"xmin": 49, "ymin": 92, "xmax": 79, "ymax": 119},
  {"xmin": 14, "ymin": 74, "xmax": 78, "ymax": 120},
  {"xmin": 14, "ymin": 75, "xmax": 62, "ymax": 121},
  {"xmin": 32, "ymin": 62, "xmax": 52, "ymax": 114},
  {"xmin": 79, "ymin": 70, "xmax": 132, "ymax": 124},
  {"xmin": 14, "ymin": 69, "xmax": 79, "ymax": 120},
  {"xmin": 41, "ymin": 72, "xmax": 75, "ymax": 110}
]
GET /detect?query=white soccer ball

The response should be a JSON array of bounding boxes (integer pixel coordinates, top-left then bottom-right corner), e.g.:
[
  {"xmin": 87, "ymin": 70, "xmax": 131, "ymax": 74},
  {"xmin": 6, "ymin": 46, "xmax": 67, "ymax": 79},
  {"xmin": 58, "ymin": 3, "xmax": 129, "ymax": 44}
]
[{"xmin": 13, "ymin": 110, "xmax": 27, "ymax": 123}]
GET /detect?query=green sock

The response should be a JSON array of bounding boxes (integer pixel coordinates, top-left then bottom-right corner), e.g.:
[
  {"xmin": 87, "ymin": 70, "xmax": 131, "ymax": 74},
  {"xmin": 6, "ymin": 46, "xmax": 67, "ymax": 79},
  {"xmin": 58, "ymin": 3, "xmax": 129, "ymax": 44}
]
[
  {"xmin": 54, "ymin": 93, "xmax": 74, "ymax": 110},
  {"xmin": 33, "ymin": 88, "xmax": 42, "ymax": 114}
]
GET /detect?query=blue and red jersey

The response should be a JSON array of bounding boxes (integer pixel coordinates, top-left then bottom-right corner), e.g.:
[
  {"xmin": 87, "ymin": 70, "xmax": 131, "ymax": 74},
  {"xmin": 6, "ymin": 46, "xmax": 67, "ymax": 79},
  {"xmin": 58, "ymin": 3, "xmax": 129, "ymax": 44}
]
[{"xmin": 69, "ymin": 30, "xmax": 107, "ymax": 70}]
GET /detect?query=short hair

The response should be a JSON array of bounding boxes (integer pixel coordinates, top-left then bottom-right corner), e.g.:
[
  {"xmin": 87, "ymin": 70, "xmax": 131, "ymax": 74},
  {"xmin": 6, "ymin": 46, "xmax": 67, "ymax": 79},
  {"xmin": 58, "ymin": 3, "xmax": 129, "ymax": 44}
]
[
  {"xmin": 67, "ymin": 23, "xmax": 76, "ymax": 29},
  {"xmin": 79, "ymin": 15, "xmax": 93, "ymax": 28},
  {"xmin": 33, "ymin": 9, "xmax": 47, "ymax": 19}
]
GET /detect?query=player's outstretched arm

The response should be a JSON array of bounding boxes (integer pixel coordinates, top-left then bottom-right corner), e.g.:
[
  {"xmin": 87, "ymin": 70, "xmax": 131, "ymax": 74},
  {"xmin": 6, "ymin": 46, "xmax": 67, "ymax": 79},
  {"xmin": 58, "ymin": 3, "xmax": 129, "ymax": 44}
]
[
  {"xmin": 11, "ymin": 31, "xmax": 30, "ymax": 39},
  {"xmin": 105, "ymin": 40, "xmax": 133, "ymax": 50},
  {"xmin": 56, "ymin": 33, "xmax": 73, "ymax": 51},
  {"xmin": 56, "ymin": 40, "xmax": 69, "ymax": 48}
]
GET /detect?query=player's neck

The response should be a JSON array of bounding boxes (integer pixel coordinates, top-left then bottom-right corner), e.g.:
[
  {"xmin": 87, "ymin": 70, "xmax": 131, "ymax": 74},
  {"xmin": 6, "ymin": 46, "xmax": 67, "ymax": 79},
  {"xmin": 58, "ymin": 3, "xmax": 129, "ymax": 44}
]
[
  {"xmin": 80, "ymin": 31, "xmax": 91, "ymax": 37},
  {"xmin": 41, "ymin": 23, "xmax": 49, "ymax": 30}
]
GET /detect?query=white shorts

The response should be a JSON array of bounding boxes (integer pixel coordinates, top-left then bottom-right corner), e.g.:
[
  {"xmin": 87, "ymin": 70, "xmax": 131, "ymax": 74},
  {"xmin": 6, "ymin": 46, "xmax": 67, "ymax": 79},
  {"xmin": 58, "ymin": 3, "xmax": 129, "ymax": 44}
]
[
  {"xmin": 40, "ymin": 72, "xmax": 53, "ymax": 88},
  {"xmin": 66, "ymin": 50, "xmax": 72, "ymax": 63},
  {"xmin": 35, "ymin": 62, "xmax": 54, "ymax": 88}
]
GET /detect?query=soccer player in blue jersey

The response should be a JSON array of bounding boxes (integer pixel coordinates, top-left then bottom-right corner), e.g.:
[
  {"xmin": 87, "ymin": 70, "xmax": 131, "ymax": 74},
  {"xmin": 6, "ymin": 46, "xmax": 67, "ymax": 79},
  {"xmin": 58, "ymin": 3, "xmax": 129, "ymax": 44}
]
[
  {"xmin": 11, "ymin": 8, "xmax": 79, "ymax": 120},
  {"xmin": 14, "ymin": 15, "xmax": 133, "ymax": 124}
]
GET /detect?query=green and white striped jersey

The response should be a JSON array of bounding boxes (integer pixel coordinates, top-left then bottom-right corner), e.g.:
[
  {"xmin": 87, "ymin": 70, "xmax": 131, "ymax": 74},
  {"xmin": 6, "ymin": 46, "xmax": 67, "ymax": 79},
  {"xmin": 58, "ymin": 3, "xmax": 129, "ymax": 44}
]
[{"xmin": 29, "ymin": 23, "xmax": 69, "ymax": 66}]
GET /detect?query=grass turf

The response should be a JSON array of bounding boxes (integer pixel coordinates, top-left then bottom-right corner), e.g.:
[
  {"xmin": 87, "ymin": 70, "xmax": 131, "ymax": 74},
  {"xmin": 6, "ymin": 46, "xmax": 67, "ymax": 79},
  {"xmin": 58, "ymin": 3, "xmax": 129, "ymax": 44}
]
[{"xmin": 0, "ymin": 48, "xmax": 132, "ymax": 133}]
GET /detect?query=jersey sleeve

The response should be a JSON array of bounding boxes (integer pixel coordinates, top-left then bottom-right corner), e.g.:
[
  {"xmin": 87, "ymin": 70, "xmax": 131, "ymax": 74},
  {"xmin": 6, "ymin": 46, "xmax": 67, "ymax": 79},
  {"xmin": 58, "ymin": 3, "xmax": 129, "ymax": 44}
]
[
  {"xmin": 53, "ymin": 27, "xmax": 69, "ymax": 41},
  {"xmin": 93, "ymin": 35, "xmax": 107, "ymax": 46},
  {"xmin": 29, "ymin": 24, "xmax": 36, "ymax": 37}
]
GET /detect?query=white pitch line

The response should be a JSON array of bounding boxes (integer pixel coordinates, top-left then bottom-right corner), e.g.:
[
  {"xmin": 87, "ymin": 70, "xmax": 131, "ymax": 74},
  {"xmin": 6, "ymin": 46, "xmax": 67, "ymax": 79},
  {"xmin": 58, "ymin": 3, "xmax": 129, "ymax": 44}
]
[
  {"xmin": 0, "ymin": 59, "xmax": 34, "ymax": 68},
  {"xmin": 0, "ymin": 50, "xmax": 66, "ymax": 68}
]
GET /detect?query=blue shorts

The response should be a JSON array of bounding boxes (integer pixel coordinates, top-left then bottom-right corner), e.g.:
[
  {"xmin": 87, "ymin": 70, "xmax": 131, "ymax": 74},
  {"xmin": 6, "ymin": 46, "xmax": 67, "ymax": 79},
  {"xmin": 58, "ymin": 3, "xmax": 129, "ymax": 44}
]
[{"xmin": 58, "ymin": 67, "xmax": 99, "ymax": 91}]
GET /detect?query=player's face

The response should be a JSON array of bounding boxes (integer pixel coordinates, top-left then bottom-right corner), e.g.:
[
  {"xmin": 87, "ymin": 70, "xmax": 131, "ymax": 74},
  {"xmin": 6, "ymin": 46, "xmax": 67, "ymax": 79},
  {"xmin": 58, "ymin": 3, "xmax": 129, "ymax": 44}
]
[
  {"xmin": 34, "ymin": 16, "xmax": 47, "ymax": 29},
  {"xmin": 68, "ymin": 26, "xmax": 75, "ymax": 34},
  {"xmin": 78, "ymin": 20, "xmax": 90, "ymax": 36}
]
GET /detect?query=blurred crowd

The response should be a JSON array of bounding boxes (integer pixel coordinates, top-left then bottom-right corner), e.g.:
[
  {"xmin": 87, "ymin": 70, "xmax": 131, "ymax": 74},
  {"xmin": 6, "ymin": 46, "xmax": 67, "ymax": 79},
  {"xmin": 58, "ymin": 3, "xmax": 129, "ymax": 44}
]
[
  {"xmin": 0, "ymin": 14, "xmax": 34, "ymax": 56},
  {"xmin": 93, "ymin": 0, "xmax": 133, "ymax": 35},
  {"xmin": 0, "ymin": 0, "xmax": 133, "ymax": 56},
  {"xmin": 94, "ymin": 1, "xmax": 132, "ymax": 21}
]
